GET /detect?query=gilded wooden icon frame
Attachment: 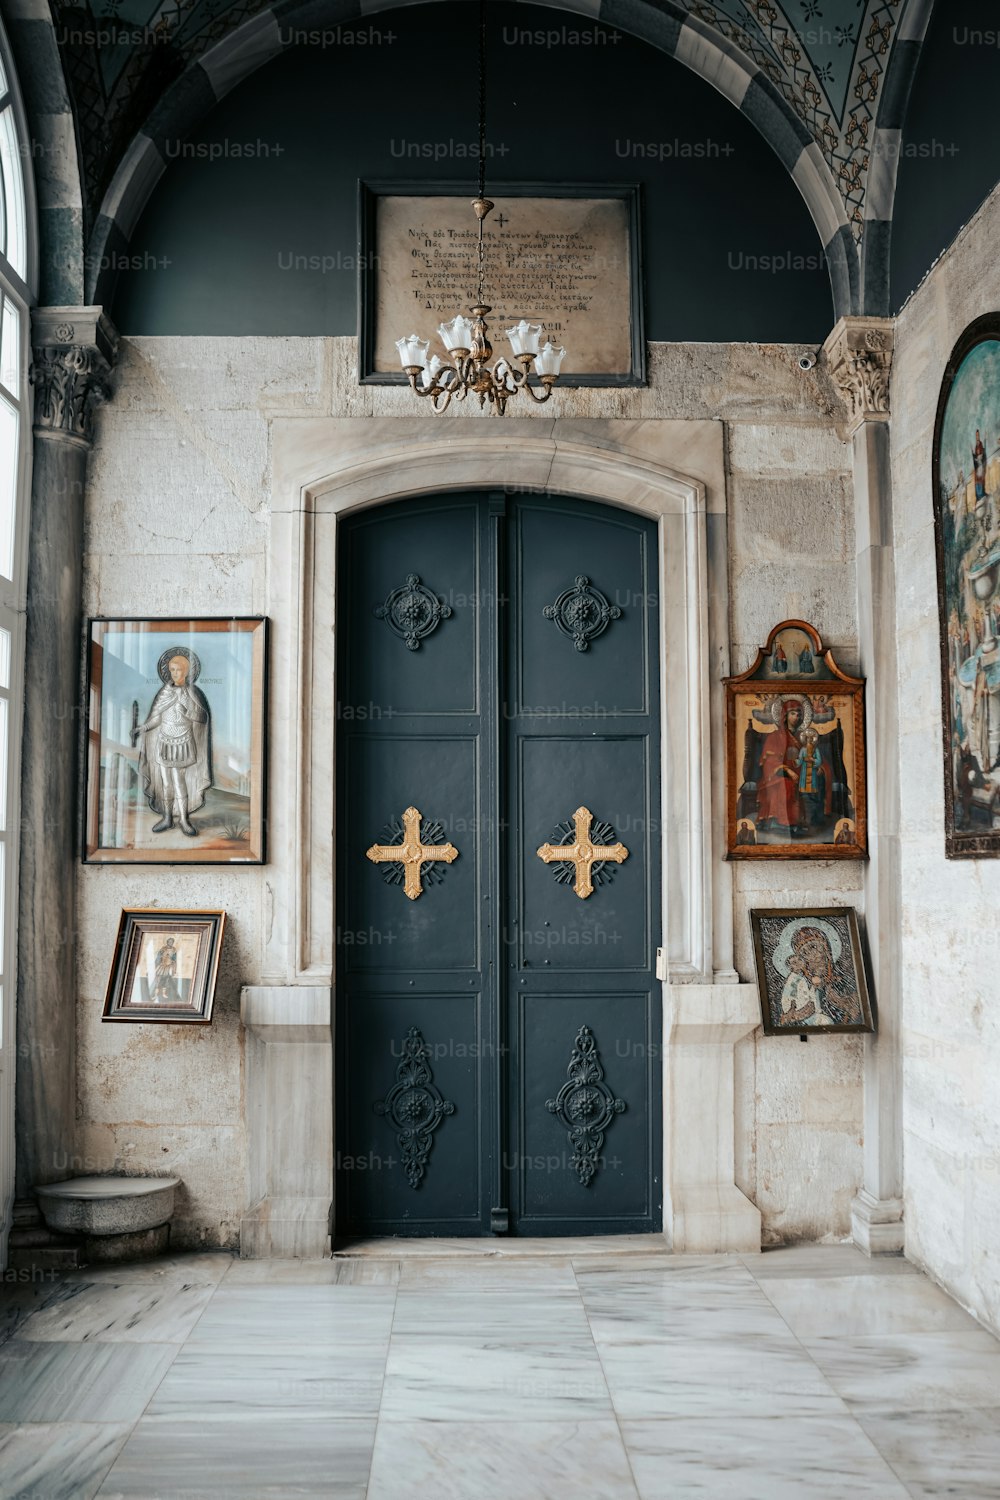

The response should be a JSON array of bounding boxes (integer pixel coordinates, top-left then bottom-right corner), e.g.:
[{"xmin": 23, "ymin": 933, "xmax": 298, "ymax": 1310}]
[{"xmin": 724, "ymin": 620, "xmax": 867, "ymax": 861}]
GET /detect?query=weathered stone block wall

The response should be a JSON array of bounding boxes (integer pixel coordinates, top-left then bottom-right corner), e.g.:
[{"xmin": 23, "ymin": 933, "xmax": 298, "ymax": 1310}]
[
  {"xmin": 78, "ymin": 336, "xmax": 861, "ymax": 1248},
  {"xmin": 891, "ymin": 182, "xmax": 1000, "ymax": 1334}
]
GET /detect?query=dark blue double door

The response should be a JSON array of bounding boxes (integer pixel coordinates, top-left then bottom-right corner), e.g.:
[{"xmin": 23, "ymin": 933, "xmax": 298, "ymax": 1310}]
[{"xmin": 336, "ymin": 492, "xmax": 661, "ymax": 1237}]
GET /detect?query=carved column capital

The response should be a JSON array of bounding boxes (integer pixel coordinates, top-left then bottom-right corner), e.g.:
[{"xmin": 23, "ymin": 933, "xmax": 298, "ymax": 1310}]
[
  {"xmin": 29, "ymin": 306, "xmax": 119, "ymax": 445},
  {"xmin": 822, "ymin": 316, "xmax": 894, "ymax": 434}
]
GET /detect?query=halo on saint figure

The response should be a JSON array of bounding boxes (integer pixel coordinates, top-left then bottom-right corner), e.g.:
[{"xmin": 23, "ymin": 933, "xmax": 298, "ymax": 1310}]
[
  {"xmin": 156, "ymin": 646, "xmax": 202, "ymax": 684},
  {"xmin": 770, "ymin": 916, "xmax": 842, "ymax": 977},
  {"xmin": 767, "ymin": 694, "xmax": 813, "ymax": 731}
]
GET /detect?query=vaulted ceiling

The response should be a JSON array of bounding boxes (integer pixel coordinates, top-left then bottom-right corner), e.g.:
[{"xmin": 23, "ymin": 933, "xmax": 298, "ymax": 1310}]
[{"xmin": 50, "ymin": 0, "xmax": 923, "ymax": 237}]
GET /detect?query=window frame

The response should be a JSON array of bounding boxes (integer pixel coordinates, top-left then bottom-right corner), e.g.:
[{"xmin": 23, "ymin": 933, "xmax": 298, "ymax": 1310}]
[{"xmin": 0, "ymin": 13, "xmax": 38, "ymax": 1267}]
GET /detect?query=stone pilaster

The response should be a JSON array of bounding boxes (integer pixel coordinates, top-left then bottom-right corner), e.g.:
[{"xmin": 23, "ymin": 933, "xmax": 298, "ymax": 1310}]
[
  {"xmin": 14, "ymin": 308, "xmax": 117, "ymax": 1208},
  {"xmin": 823, "ymin": 315, "xmax": 904, "ymax": 1254}
]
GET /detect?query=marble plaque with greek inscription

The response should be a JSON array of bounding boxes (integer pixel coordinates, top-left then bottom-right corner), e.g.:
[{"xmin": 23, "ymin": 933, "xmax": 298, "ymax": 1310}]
[{"xmin": 370, "ymin": 193, "xmax": 637, "ymax": 380}]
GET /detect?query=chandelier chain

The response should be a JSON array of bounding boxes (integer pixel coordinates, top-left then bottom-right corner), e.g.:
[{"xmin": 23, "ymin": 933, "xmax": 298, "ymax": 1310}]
[
  {"xmin": 477, "ymin": 0, "xmax": 487, "ymax": 306},
  {"xmin": 392, "ymin": 0, "xmax": 566, "ymax": 413}
]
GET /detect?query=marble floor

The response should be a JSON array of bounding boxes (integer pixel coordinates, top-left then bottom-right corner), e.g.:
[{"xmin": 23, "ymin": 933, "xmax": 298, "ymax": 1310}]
[{"xmin": 1, "ymin": 1243, "xmax": 999, "ymax": 1499}]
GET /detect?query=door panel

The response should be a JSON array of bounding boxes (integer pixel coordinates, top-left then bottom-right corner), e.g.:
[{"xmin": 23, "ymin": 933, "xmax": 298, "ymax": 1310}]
[
  {"xmin": 342, "ymin": 992, "xmax": 484, "ymax": 1231},
  {"xmin": 517, "ymin": 735, "xmax": 651, "ymax": 971},
  {"xmin": 513, "ymin": 992, "xmax": 655, "ymax": 1230},
  {"xmin": 505, "ymin": 495, "xmax": 661, "ymax": 1235},
  {"xmin": 336, "ymin": 491, "xmax": 661, "ymax": 1238},
  {"xmin": 337, "ymin": 497, "xmax": 495, "ymax": 1236},
  {"xmin": 342, "ymin": 734, "xmax": 481, "ymax": 975}
]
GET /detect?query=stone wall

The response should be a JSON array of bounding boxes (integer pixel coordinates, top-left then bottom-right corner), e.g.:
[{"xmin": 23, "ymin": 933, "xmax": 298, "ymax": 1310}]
[
  {"xmin": 891, "ymin": 182, "xmax": 1000, "ymax": 1334},
  {"xmin": 78, "ymin": 336, "xmax": 862, "ymax": 1248}
]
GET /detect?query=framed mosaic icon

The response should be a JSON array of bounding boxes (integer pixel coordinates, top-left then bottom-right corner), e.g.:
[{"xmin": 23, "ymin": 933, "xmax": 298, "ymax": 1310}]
[
  {"xmin": 84, "ymin": 618, "xmax": 267, "ymax": 864},
  {"xmin": 750, "ymin": 907, "xmax": 874, "ymax": 1036},
  {"xmin": 932, "ymin": 313, "xmax": 1000, "ymax": 856},
  {"xmin": 725, "ymin": 620, "xmax": 867, "ymax": 860},
  {"xmin": 103, "ymin": 909, "xmax": 227, "ymax": 1024}
]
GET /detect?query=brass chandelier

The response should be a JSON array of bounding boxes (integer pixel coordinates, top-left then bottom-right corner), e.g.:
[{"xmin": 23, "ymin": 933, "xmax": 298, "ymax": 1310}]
[{"xmin": 394, "ymin": 0, "xmax": 566, "ymax": 415}]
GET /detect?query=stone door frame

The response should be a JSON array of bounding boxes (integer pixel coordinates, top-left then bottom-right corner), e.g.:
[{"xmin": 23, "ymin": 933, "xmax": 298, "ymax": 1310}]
[{"xmin": 239, "ymin": 416, "xmax": 762, "ymax": 1257}]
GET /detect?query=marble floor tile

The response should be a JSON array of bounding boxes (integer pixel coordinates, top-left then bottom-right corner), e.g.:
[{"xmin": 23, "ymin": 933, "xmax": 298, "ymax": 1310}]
[
  {"xmin": 380, "ymin": 1336, "xmax": 613, "ymax": 1421},
  {"xmin": 803, "ymin": 1331, "xmax": 1000, "ymax": 1413},
  {"xmin": 575, "ymin": 1254, "xmax": 744, "ymax": 1282},
  {"xmin": 579, "ymin": 1266, "xmax": 783, "ymax": 1343},
  {"xmin": 392, "ymin": 1286, "xmax": 593, "ymax": 1340},
  {"xmin": 63, "ymin": 1253, "xmax": 235, "ymax": 1287},
  {"xmin": 0, "ymin": 1275, "xmax": 69, "ymax": 1347},
  {"xmin": 0, "ymin": 1341, "xmax": 177, "ymax": 1423},
  {"xmin": 398, "ymin": 1255, "xmax": 577, "ymax": 1288},
  {"xmin": 856, "ymin": 1406, "xmax": 1000, "ymax": 1498},
  {"xmin": 16, "ymin": 1280, "xmax": 215, "ymax": 1344},
  {"xmin": 96, "ymin": 1416, "xmax": 376, "ymax": 1499},
  {"xmin": 147, "ymin": 1344, "xmax": 387, "ymax": 1418},
  {"xmin": 743, "ymin": 1246, "xmax": 919, "ymax": 1280},
  {"xmin": 223, "ymin": 1257, "xmax": 400, "ymax": 1286},
  {"xmin": 367, "ymin": 1420, "xmax": 640, "ymax": 1500},
  {"xmin": 596, "ymin": 1333, "xmax": 849, "ymax": 1420},
  {"xmin": 187, "ymin": 1286, "xmax": 396, "ymax": 1348},
  {"xmin": 0, "ymin": 1421, "xmax": 132, "ymax": 1500},
  {"xmin": 578, "ymin": 1265, "xmax": 769, "ymax": 1312},
  {"xmin": 760, "ymin": 1274, "xmax": 982, "ymax": 1338},
  {"xmin": 621, "ymin": 1416, "xmax": 912, "ymax": 1499}
]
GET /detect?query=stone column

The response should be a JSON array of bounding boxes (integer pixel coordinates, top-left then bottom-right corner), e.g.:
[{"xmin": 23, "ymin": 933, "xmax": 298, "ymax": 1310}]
[
  {"xmin": 823, "ymin": 317, "xmax": 904, "ymax": 1254},
  {"xmin": 14, "ymin": 309, "xmax": 117, "ymax": 1206}
]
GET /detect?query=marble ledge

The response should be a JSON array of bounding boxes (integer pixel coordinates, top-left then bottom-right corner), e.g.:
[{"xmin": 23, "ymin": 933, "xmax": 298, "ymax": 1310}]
[
  {"xmin": 665, "ymin": 982, "xmax": 761, "ymax": 1044},
  {"xmin": 240, "ymin": 984, "xmax": 332, "ymax": 1042}
]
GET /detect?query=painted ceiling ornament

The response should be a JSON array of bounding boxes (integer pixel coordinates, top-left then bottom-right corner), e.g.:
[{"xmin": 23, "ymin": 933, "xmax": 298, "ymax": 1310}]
[
  {"xmin": 365, "ymin": 805, "xmax": 459, "ymax": 900},
  {"xmin": 374, "ymin": 573, "xmax": 452, "ymax": 650},
  {"xmin": 536, "ymin": 806, "xmax": 629, "ymax": 899},
  {"xmin": 375, "ymin": 1026, "xmax": 455, "ymax": 1189},
  {"xmin": 543, "ymin": 575, "xmax": 622, "ymax": 652},
  {"xmin": 546, "ymin": 1025, "xmax": 626, "ymax": 1186}
]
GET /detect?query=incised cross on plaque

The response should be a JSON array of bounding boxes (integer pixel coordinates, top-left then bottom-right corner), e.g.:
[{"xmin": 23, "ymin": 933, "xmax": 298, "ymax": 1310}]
[
  {"xmin": 366, "ymin": 805, "xmax": 459, "ymax": 901},
  {"xmin": 536, "ymin": 806, "xmax": 629, "ymax": 900}
]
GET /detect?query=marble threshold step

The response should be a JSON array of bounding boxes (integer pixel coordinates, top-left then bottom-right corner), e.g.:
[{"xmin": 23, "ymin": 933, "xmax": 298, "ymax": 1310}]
[{"xmin": 334, "ymin": 1234, "xmax": 671, "ymax": 1258}]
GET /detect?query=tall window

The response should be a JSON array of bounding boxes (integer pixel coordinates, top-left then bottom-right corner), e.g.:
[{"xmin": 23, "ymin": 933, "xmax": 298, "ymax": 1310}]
[{"xmin": 0, "ymin": 24, "xmax": 35, "ymax": 1257}]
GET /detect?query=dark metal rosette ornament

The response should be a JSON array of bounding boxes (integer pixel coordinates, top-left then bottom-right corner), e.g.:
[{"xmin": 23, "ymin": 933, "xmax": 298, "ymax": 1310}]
[
  {"xmin": 374, "ymin": 1026, "xmax": 455, "ymax": 1188},
  {"xmin": 546, "ymin": 1025, "xmax": 626, "ymax": 1186},
  {"xmin": 374, "ymin": 573, "xmax": 452, "ymax": 651},
  {"xmin": 543, "ymin": 575, "xmax": 621, "ymax": 652}
]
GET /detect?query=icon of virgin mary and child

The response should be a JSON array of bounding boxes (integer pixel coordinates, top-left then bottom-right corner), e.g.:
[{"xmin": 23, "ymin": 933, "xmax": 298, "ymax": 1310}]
[
  {"xmin": 737, "ymin": 695, "xmax": 852, "ymax": 840},
  {"xmin": 770, "ymin": 919, "xmax": 863, "ymax": 1028},
  {"xmin": 134, "ymin": 648, "xmax": 213, "ymax": 837}
]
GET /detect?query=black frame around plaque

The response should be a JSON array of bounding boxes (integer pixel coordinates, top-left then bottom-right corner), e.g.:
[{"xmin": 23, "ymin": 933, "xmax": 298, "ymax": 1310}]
[{"xmin": 358, "ymin": 180, "xmax": 646, "ymax": 388}]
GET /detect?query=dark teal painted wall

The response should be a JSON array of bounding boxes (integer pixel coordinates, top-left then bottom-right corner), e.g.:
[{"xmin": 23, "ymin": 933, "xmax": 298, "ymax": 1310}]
[
  {"xmin": 112, "ymin": 2, "xmax": 834, "ymax": 341},
  {"xmin": 892, "ymin": 0, "xmax": 1000, "ymax": 312}
]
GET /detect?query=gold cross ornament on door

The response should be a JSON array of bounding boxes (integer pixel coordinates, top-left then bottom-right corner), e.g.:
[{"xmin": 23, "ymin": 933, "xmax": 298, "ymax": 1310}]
[
  {"xmin": 365, "ymin": 805, "xmax": 459, "ymax": 900},
  {"xmin": 536, "ymin": 806, "xmax": 629, "ymax": 899}
]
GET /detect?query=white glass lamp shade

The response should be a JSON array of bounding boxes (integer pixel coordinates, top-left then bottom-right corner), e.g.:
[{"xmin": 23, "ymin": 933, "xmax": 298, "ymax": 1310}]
[
  {"xmin": 506, "ymin": 319, "xmax": 543, "ymax": 357},
  {"xmin": 420, "ymin": 354, "xmax": 445, "ymax": 390},
  {"xmin": 396, "ymin": 334, "xmax": 429, "ymax": 369},
  {"xmin": 534, "ymin": 341, "xmax": 567, "ymax": 377},
  {"xmin": 438, "ymin": 315, "xmax": 475, "ymax": 352}
]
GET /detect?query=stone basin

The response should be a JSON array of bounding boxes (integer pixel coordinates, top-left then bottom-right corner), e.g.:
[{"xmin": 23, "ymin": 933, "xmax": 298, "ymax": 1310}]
[{"xmin": 35, "ymin": 1175, "xmax": 181, "ymax": 1237}]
